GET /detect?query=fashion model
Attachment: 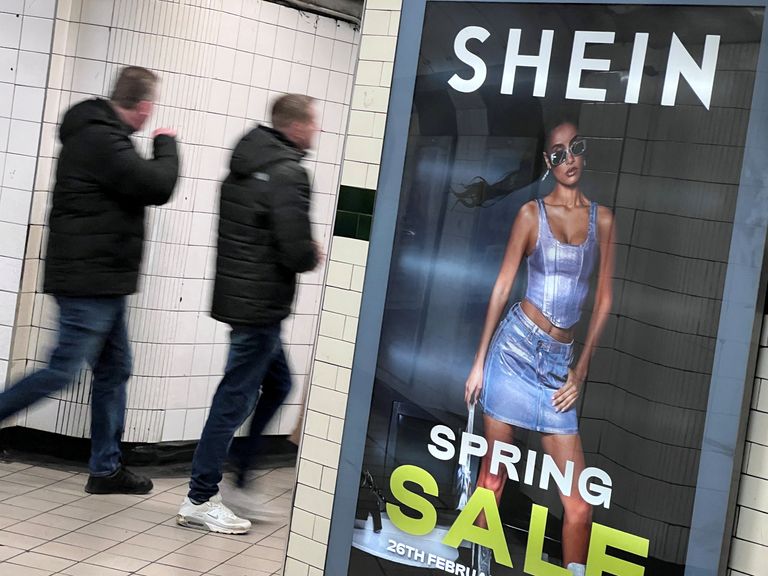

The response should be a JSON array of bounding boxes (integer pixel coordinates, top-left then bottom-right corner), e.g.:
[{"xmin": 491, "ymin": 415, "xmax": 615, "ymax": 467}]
[{"xmin": 464, "ymin": 121, "xmax": 615, "ymax": 576}]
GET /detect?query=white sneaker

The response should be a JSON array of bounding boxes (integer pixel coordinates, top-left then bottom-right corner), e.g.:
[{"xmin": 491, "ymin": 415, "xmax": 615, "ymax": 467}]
[
  {"xmin": 567, "ymin": 563, "xmax": 586, "ymax": 576},
  {"xmin": 177, "ymin": 493, "xmax": 252, "ymax": 534},
  {"xmin": 219, "ymin": 479, "xmax": 288, "ymax": 522}
]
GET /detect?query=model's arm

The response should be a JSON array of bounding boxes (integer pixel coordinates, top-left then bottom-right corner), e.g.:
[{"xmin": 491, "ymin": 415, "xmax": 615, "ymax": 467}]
[
  {"xmin": 464, "ymin": 201, "xmax": 536, "ymax": 405},
  {"xmin": 553, "ymin": 206, "xmax": 616, "ymax": 413}
]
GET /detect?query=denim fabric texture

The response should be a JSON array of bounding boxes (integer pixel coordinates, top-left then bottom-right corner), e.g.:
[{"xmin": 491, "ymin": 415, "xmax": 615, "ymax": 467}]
[
  {"xmin": 0, "ymin": 296, "xmax": 132, "ymax": 476},
  {"xmin": 188, "ymin": 323, "xmax": 292, "ymax": 503},
  {"xmin": 481, "ymin": 302, "xmax": 578, "ymax": 434}
]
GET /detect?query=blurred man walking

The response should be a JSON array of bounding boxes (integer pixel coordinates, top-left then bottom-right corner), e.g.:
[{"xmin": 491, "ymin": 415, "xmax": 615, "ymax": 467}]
[
  {"xmin": 177, "ymin": 94, "xmax": 320, "ymax": 533},
  {"xmin": 0, "ymin": 66, "xmax": 179, "ymax": 495}
]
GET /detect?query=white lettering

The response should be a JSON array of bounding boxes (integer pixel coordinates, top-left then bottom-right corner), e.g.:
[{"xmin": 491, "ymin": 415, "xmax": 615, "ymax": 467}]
[
  {"xmin": 448, "ymin": 26, "xmax": 491, "ymax": 93},
  {"xmin": 489, "ymin": 440, "xmax": 521, "ymax": 481},
  {"xmin": 459, "ymin": 432, "xmax": 488, "ymax": 464},
  {"xmin": 538, "ymin": 453, "xmax": 574, "ymax": 497},
  {"xmin": 579, "ymin": 467, "xmax": 613, "ymax": 509},
  {"xmin": 661, "ymin": 33, "xmax": 720, "ymax": 109},
  {"xmin": 427, "ymin": 426, "xmax": 614, "ymax": 509},
  {"xmin": 501, "ymin": 29, "xmax": 554, "ymax": 97},
  {"xmin": 625, "ymin": 32, "xmax": 649, "ymax": 103},
  {"xmin": 428, "ymin": 425, "xmax": 456, "ymax": 461},
  {"xmin": 566, "ymin": 30, "xmax": 615, "ymax": 101}
]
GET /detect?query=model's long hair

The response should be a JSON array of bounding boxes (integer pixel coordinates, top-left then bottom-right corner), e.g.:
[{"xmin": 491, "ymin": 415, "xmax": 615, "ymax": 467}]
[{"xmin": 452, "ymin": 117, "xmax": 580, "ymax": 209}]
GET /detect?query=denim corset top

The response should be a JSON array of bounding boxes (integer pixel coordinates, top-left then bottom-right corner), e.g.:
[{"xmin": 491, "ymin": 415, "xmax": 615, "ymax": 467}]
[{"xmin": 524, "ymin": 198, "xmax": 599, "ymax": 329}]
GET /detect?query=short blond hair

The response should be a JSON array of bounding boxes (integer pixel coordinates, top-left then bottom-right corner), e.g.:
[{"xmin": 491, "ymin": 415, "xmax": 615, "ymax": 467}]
[
  {"xmin": 271, "ymin": 94, "xmax": 315, "ymax": 131},
  {"xmin": 110, "ymin": 66, "xmax": 158, "ymax": 109}
]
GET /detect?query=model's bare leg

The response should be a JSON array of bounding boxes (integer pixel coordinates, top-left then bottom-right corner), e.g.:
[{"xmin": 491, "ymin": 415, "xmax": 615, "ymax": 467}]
[
  {"xmin": 475, "ymin": 415, "xmax": 515, "ymax": 528},
  {"xmin": 540, "ymin": 433, "xmax": 592, "ymax": 567}
]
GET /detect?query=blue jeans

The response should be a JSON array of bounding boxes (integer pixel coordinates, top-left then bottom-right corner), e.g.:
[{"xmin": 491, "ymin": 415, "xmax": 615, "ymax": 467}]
[
  {"xmin": 0, "ymin": 296, "xmax": 132, "ymax": 476},
  {"xmin": 188, "ymin": 323, "xmax": 292, "ymax": 503}
]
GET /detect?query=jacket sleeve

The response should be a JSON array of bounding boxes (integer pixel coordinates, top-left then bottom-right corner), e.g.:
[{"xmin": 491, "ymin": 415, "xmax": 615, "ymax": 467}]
[
  {"xmin": 100, "ymin": 127, "xmax": 180, "ymax": 206},
  {"xmin": 270, "ymin": 165, "xmax": 318, "ymax": 274}
]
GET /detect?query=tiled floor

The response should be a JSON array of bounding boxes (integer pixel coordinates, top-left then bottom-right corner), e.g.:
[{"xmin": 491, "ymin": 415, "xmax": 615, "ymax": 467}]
[{"xmin": 0, "ymin": 459, "xmax": 292, "ymax": 576}]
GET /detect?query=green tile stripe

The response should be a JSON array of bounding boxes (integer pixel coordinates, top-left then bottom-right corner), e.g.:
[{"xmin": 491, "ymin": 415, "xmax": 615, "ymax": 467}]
[{"xmin": 334, "ymin": 186, "xmax": 375, "ymax": 241}]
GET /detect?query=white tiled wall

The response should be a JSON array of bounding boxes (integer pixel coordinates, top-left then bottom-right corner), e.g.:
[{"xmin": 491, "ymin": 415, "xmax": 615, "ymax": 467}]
[
  {"xmin": 728, "ymin": 323, "xmax": 768, "ymax": 575},
  {"xmin": 3, "ymin": 0, "xmax": 359, "ymax": 443},
  {"xmin": 285, "ymin": 1, "xmax": 401, "ymax": 573},
  {"xmin": 0, "ymin": 0, "xmax": 56, "ymax": 391}
]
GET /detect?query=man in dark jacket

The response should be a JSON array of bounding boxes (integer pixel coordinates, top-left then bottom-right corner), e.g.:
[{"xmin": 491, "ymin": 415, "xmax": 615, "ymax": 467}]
[
  {"xmin": 0, "ymin": 66, "xmax": 179, "ymax": 494},
  {"xmin": 177, "ymin": 94, "xmax": 319, "ymax": 533}
]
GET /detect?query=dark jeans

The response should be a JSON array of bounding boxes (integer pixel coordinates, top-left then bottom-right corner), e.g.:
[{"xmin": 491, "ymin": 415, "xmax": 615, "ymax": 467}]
[
  {"xmin": 0, "ymin": 296, "xmax": 132, "ymax": 476},
  {"xmin": 188, "ymin": 323, "xmax": 292, "ymax": 503}
]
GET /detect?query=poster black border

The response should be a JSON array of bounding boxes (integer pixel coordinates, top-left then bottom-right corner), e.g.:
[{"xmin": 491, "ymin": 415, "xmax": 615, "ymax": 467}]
[{"xmin": 325, "ymin": 2, "xmax": 768, "ymax": 575}]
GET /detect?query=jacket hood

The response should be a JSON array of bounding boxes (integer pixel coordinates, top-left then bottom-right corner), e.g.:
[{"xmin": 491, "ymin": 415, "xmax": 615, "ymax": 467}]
[
  {"xmin": 229, "ymin": 125, "xmax": 304, "ymax": 176},
  {"xmin": 59, "ymin": 98, "xmax": 131, "ymax": 143}
]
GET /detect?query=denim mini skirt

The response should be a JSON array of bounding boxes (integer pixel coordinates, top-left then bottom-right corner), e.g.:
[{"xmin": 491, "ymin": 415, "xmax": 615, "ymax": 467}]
[{"xmin": 480, "ymin": 302, "xmax": 578, "ymax": 434}]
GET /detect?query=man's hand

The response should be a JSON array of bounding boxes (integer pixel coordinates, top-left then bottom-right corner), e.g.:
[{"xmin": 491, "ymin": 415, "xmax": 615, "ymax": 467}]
[
  {"xmin": 152, "ymin": 127, "xmax": 177, "ymax": 138},
  {"xmin": 313, "ymin": 241, "xmax": 326, "ymax": 268}
]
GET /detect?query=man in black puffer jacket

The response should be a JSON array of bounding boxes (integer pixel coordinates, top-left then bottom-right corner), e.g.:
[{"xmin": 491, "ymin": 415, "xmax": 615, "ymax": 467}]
[
  {"xmin": 0, "ymin": 66, "xmax": 178, "ymax": 495},
  {"xmin": 178, "ymin": 95, "xmax": 319, "ymax": 534}
]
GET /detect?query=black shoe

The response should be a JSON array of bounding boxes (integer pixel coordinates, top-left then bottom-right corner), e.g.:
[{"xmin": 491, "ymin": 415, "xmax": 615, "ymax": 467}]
[{"xmin": 85, "ymin": 466, "xmax": 153, "ymax": 495}]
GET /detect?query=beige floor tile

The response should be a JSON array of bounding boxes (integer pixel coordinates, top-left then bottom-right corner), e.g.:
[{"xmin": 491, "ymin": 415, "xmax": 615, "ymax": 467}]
[
  {"xmin": 0, "ymin": 482, "xmax": 36, "ymax": 498},
  {"xmin": 137, "ymin": 564, "xmax": 203, "ymax": 576},
  {"xmin": 197, "ymin": 534, "xmax": 251, "ymax": 554},
  {"xmin": 0, "ymin": 563, "xmax": 52, "ymax": 575},
  {"xmin": 119, "ymin": 505, "xmax": 175, "ymax": 524},
  {"xmin": 29, "ymin": 513, "xmax": 89, "ymax": 531},
  {"xmin": 0, "ymin": 530, "xmax": 48, "ymax": 550},
  {"xmin": 125, "ymin": 533, "xmax": 188, "ymax": 553},
  {"xmin": 1, "ymin": 467, "xmax": 293, "ymax": 576},
  {"xmin": 99, "ymin": 513, "xmax": 158, "ymax": 533},
  {"xmin": 149, "ymin": 490, "xmax": 186, "ymax": 505},
  {"xmin": 80, "ymin": 493, "xmax": 145, "ymax": 507},
  {"xmin": 47, "ymin": 481, "xmax": 88, "ymax": 497},
  {"xmin": 5, "ymin": 550, "xmax": 75, "ymax": 571},
  {"xmin": 84, "ymin": 551, "xmax": 150, "ymax": 572},
  {"xmin": 32, "ymin": 541, "xmax": 96, "ymax": 562},
  {"xmin": 25, "ymin": 488, "xmax": 83, "ymax": 505},
  {"xmin": 107, "ymin": 542, "xmax": 168, "ymax": 562},
  {"xmin": 55, "ymin": 531, "xmax": 117, "ymax": 552},
  {"xmin": 0, "ymin": 545, "xmax": 25, "ymax": 561},
  {"xmin": 133, "ymin": 500, "xmax": 182, "ymax": 518},
  {"xmin": 240, "ymin": 544, "xmax": 285, "ymax": 562},
  {"xmin": 1, "ymin": 473, "xmax": 58, "ymax": 489},
  {"xmin": 75, "ymin": 522, "xmax": 139, "ymax": 542},
  {"xmin": 155, "ymin": 552, "xmax": 219, "ymax": 572},
  {"xmin": 0, "ymin": 516, "xmax": 20, "ymax": 529},
  {"xmin": 24, "ymin": 467, "xmax": 78, "ymax": 481},
  {"xmin": 60, "ymin": 563, "xmax": 131, "ymax": 576},
  {"xmin": 4, "ymin": 520, "xmax": 70, "ymax": 541},
  {"xmin": 49, "ymin": 505, "xmax": 113, "ymax": 523},
  {"xmin": 0, "ymin": 503, "xmax": 41, "ymax": 522},
  {"xmin": 257, "ymin": 535, "xmax": 287, "ymax": 550},
  {"xmin": 224, "ymin": 554, "xmax": 283, "ymax": 573},
  {"xmin": 206, "ymin": 566, "xmax": 275, "ymax": 576},
  {"xmin": 0, "ymin": 463, "xmax": 33, "ymax": 476},
  {"xmin": 145, "ymin": 524, "xmax": 204, "ymax": 544},
  {"xmin": 3, "ymin": 496, "xmax": 62, "ymax": 513},
  {"xmin": 174, "ymin": 543, "xmax": 239, "ymax": 563}
]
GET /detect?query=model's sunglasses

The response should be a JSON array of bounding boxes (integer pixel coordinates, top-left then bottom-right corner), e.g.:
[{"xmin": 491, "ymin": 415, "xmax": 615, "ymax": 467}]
[{"xmin": 549, "ymin": 138, "xmax": 586, "ymax": 166}]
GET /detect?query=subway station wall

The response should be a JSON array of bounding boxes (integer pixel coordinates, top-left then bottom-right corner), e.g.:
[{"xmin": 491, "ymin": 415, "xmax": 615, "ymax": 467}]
[
  {"xmin": 0, "ymin": 0, "xmax": 360, "ymax": 443},
  {"xmin": 282, "ymin": 0, "xmax": 768, "ymax": 574}
]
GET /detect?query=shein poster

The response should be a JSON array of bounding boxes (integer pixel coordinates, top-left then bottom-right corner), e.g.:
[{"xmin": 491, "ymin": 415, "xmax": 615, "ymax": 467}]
[{"xmin": 344, "ymin": 3, "xmax": 764, "ymax": 575}]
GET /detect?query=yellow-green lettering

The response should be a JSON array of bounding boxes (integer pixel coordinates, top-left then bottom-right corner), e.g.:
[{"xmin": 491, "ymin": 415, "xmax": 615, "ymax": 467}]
[
  {"xmin": 524, "ymin": 504, "xmax": 571, "ymax": 575},
  {"xmin": 586, "ymin": 522, "xmax": 649, "ymax": 576},
  {"xmin": 386, "ymin": 465, "xmax": 438, "ymax": 536},
  {"xmin": 442, "ymin": 487, "xmax": 513, "ymax": 568}
]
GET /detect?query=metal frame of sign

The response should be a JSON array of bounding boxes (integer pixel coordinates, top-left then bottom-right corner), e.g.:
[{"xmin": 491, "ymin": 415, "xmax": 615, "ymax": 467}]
[{"xmin": 325, "ymin": 2, "xmax": 768, "ymax": 575}]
